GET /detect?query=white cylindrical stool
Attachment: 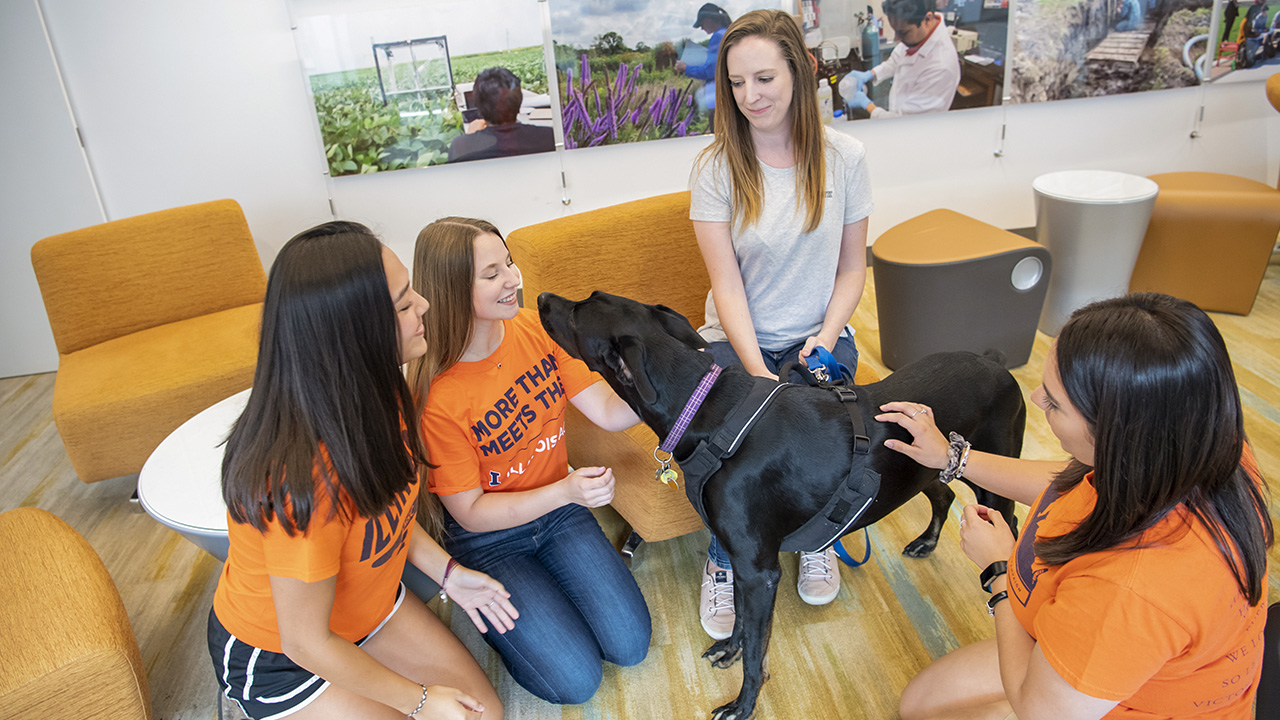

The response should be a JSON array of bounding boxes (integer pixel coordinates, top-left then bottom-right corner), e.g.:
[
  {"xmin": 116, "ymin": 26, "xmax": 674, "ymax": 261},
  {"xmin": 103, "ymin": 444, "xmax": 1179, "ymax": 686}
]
[{"xmin": 1033, "ymin": 170, "xmax": 1159, "ymax": 336}]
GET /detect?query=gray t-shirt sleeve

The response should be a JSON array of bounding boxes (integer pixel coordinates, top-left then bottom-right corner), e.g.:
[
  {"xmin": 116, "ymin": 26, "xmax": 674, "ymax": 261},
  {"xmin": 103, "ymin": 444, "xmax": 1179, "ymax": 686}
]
[
  {"xmin": 690, "ymin": 154, "xmax": 733, "ymax": 223},
  {"xmin": 831, "ymin": 129, "xmax": 874, "ymax": 225}
]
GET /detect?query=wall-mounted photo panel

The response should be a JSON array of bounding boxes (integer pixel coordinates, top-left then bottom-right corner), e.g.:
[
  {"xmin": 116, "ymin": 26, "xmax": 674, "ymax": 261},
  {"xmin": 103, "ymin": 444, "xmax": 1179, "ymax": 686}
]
[
  {"xmin": 1202, "ymin": 0, "xmax": 1280, "ymax": 83},
  {"xmin": 832, "ymin": 0, "xmax": 1010, "ymax": 121},
  {"xmin": 547, "ymin": 0, "xmax": 789, "ymax": 148},
  {"xmin": 1008, "ymin": 0, "xmax": 1220, "ymax": 103},
  {"xmin": 290, "ymin": 0, "xmax": 552, "ymax": 175}
]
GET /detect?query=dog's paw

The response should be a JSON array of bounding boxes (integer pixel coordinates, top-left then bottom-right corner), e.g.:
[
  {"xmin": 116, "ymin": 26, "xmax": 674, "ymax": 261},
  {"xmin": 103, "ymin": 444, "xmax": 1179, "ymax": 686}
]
[
  {"xmin": 711, "ymin": 700, "xmax": 756, "ymax": 720},
  {"xmin": 701, "ymin": 639, "xmax": 743, "ymax": 668},
  {"xmin": 901, "ymin": 537, "xmax": 938, "ymax": 558}
]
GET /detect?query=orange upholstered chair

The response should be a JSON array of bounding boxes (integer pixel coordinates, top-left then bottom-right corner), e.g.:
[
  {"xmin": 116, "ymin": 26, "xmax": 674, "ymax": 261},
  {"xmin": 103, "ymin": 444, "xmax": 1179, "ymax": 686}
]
[
  {"xmin": 1128, "ymin": 81, "xmax": 1280, "ymax": 315},
  {"xmin": 30, "ymin": 199, "xmax": 266, "ymax": 483},
  {"xmin": 1127, "ymin": 172, "xmax": 1280, "ymax": 315},
  {"xmin": 0, "ymin": 507, "xmax": 152, "ymax": 719},
  {"xmin": 507, "ymin": 192, "xmax": 879, "ymax": 552}
]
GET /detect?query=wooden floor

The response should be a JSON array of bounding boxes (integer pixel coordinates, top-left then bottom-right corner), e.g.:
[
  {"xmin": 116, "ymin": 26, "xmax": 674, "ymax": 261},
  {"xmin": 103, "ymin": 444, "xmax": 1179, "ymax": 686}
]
[{"xmin": 2, "ymin": 264, "xmax": 1277, "ymax": 720}]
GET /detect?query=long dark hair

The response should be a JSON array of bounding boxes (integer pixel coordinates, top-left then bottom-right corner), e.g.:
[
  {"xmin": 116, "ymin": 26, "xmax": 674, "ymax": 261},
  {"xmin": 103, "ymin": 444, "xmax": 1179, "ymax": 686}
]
[
  {"xmin": 222, "ymin": 221, "xmax": 428, "ymax": 535},
  {"xmin": 1037, "ymin": 293, "xmax": 1272, "ymax": 604}
]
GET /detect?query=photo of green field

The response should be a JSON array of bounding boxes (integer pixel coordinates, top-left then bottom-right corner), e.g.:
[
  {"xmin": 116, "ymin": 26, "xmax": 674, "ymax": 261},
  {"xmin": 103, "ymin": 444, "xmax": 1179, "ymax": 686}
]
[
  {"xmin": 308, "ymin": 45, "xmax": 548, "ymax": 176},
  {"xmin": 290, "ymin": 0, "xmax": 550, "ymax": 176}
]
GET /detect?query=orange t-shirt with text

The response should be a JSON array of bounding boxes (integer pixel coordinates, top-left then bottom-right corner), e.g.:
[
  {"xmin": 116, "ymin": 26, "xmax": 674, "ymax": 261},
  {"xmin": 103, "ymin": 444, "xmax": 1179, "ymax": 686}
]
[
  {"xmin": 212, "ymin": 451, "xmax": 419, "ymax": 654},
  {"xmin": 1007, "ymin": 449, "xmax": 1268, "ymax": 719},
  {"xmin": 423, "ymin": 308, "xmax": 600, "ymax": 496}
]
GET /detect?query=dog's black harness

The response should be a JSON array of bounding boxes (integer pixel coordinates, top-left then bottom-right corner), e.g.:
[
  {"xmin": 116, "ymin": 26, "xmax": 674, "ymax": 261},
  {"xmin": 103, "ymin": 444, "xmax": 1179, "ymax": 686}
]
[{"xmin": 676, "ymin": 371, "xmax": 881, "ymax": 554}]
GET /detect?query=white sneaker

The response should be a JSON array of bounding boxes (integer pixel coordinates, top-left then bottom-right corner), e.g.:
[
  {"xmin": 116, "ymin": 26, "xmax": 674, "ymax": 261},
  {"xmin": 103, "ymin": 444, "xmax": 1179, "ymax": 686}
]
[
  {"xmin": 700, "ymin": 560, "xmax": 736, "ymax": 639},
  {"xmin": 797, "ymin": 547, "xmax": 841, "ymax": 605}
]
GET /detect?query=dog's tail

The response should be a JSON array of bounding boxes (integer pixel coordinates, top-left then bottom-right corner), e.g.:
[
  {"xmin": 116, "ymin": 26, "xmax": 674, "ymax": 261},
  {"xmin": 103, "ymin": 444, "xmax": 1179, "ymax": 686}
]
[{"xmin": 981, "ymin": 349, "xmax": 1009, "ymax": 367}]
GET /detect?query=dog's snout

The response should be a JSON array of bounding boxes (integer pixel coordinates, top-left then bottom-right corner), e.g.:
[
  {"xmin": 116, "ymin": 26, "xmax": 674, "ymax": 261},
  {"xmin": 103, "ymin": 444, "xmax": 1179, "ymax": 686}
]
[{"xmin": 536, "ymin": 292, "xmax": 559, "ymax": 313}]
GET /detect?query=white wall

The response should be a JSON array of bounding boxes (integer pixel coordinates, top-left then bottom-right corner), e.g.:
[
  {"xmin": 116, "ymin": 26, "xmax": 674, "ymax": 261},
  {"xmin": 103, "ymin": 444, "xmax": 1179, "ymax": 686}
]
[
  {"xmin": 3, "ymin": 0, "xmax": 1277, "ymax": 378},
  {"xmin": 0, "ymin": 0, "xmax": 103, "ymax": 377}
]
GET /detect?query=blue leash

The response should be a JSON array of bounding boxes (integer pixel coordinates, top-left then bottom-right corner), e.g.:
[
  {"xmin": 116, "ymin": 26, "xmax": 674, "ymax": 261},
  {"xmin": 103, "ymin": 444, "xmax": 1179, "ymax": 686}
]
[
  {"xmin": 804, "ymin": 346, "xmax": 854, "ymax": 384},
  {"xmin": 804, "ymin": 347, "xmax": 871, "ymax": 567},
  {"xmin": 833, "ymin": 529, "xmax": 872, "ymax": 566}
]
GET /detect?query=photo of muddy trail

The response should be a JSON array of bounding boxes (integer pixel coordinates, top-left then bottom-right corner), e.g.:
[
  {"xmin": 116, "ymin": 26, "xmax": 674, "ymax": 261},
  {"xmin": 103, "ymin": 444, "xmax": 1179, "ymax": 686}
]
[{"xmin": 1010, "ymin": 0, "xmax": 1214, "ymax": 102}]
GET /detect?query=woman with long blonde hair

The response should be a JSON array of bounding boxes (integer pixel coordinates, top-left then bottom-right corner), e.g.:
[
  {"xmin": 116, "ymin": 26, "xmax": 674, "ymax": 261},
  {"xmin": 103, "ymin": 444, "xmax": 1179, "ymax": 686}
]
[
  {"xmin": 407, "ymin": 217, "xmax": 651, "ymax": 705},
  {"xmin": 689, "ymin": 9, "xmax": 875, "ymax": 638}
]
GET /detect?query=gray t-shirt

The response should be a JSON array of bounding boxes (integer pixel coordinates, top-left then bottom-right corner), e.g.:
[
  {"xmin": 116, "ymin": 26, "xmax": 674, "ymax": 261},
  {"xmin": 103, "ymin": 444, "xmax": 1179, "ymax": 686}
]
[{"xmin": 690, "ymin": 126, "xmax": 874, "ymax": 351}]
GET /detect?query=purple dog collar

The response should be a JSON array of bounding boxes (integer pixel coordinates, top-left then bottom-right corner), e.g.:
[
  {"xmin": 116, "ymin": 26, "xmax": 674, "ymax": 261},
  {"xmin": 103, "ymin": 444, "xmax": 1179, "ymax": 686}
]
[{"xmin": 658, "ymin": 364, "xmax": 722, "ymax": 454}]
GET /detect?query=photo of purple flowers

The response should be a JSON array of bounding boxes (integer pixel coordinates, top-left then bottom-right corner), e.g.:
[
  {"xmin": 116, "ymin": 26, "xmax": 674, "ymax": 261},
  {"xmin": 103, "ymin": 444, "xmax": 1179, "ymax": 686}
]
[{"xmin": 548, "ymin": 0, "xmax": 787, "ymax": 148}]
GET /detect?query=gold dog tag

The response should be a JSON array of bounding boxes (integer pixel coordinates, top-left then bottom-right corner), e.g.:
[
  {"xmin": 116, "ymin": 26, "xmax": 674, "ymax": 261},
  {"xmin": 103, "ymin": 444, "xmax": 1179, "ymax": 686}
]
[{"xmin": 659, "ymin": 467, "xmax": 679, "ymax": 489}]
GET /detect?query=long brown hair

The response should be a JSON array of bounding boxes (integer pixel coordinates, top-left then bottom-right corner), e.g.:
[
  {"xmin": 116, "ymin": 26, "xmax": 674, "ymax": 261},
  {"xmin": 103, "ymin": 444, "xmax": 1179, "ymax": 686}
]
[
  {"xmin": 1036, "ymin": 293, "xmax": 1273, "ymax": 605},
  {"xmin": 694, "ymin": 9, "xmax": 826, "ymax": 233},
  {"xmin": 222, "ymin": 222, "xmax": 428, "ymax": 535},
  {"xmin": 406, "ymin": 217, "xmax": 507, "ymax": 538}
]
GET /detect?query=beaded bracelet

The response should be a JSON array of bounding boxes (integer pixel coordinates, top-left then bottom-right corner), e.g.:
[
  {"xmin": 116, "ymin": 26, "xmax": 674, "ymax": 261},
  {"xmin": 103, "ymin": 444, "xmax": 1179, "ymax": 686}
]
[
  {"xmin": 939, "ymin": 432, "xmax": 972, "ymax": 484},
  {"xmin": 439, "ymin": 557, "xmax": 459, "ymax": 604},
  {"xmin": 408, "ymin": 684, "xmax": 428, "ymax": 718}
]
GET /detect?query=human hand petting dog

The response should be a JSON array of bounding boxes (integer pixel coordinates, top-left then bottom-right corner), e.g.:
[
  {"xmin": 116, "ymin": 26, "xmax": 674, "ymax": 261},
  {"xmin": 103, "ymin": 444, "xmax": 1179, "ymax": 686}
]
[
  {"xmin": 875, "ymin": 401, "xmax": 949, "ymax": 469},
  {"xmin": 562, "ymin": 466, "xmax": 615, "ymax": 508},
  {"xmin": 960, "ymin": 504, "xmax": 1016, "ymax": 569}
]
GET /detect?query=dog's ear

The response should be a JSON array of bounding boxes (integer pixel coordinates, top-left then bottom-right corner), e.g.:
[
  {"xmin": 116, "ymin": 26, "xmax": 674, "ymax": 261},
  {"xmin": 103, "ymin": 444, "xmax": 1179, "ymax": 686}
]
[
  {"xmin": 652, "ymin": 304, "xmax": 710, "ymax": 350},
  {"xmin": 608, "ymin": 335, "xmax": 658, "ymax": 405}
]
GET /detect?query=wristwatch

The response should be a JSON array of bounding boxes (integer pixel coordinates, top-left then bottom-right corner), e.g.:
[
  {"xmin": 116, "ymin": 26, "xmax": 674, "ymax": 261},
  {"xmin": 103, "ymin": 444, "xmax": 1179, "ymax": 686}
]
[
  {"xmin": 980, "ymin": 560, "xmax": 1008, "ymax": 592},
  {"xmin": 987, "ymin": 590, "xmax": 1009, "ymax": 616}
]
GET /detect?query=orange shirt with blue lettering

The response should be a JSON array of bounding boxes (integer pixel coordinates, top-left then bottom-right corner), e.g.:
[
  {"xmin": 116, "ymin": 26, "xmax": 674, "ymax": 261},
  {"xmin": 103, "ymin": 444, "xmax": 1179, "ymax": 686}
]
[
  {"xmin": 423, "ymin": 308, "xmax": 600, "ymax": 495},
  {"xmin": 212, "ymin": 453, "xmax": 419, "ymax": 654},
  {"xmin": 1007, "ymin": 449, "xmax": 1268, "ymax": 718}
]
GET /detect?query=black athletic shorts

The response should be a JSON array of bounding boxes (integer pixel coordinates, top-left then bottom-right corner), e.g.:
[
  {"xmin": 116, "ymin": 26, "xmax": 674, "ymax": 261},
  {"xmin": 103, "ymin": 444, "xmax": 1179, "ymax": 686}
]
[{"xmin": 207, "ymin": 583, "xmax": 405, "ymax": 719}]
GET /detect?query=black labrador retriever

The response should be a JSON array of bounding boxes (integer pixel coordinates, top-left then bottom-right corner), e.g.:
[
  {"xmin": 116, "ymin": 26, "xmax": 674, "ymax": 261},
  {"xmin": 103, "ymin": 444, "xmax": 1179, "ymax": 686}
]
[{"xmin": 538, "ymin": 291, "xmax": 1024, "ymax": 720}]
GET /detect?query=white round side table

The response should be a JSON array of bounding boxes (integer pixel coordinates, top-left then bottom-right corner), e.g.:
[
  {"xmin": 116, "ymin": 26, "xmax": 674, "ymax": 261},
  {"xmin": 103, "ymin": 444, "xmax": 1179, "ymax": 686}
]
[
  {"xmin": 137, "ymin": 388, "xmax": 440, "ymax": 599},
  {"xmin": 138, "ymin": 389, "xmax": 247, "ymax": 560},
  {"xmin": 1032, "ymin": 170, "xmax": 1159, "ymax": 336}
]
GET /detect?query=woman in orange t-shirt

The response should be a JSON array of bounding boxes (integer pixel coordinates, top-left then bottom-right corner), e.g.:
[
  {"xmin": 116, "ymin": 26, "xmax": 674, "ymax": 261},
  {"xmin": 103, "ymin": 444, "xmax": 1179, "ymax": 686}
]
[
  {"xmin": 210, "ymin": 222, "xmax": 517, "ymax": 720},
  {"xmin": 407, "ymin": 217, "xmax": 651, "ymax": 705},
  {"xmin": 880, "ymin": 293, "xmax": 1272, "ymax": 720}
]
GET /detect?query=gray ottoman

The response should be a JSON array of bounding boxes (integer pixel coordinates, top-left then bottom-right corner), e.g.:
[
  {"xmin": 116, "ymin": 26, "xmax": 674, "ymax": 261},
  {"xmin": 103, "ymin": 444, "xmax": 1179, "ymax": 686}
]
[{"xmin": 873, "ymin": 209, "xmax": 1051, "ymax": 370}]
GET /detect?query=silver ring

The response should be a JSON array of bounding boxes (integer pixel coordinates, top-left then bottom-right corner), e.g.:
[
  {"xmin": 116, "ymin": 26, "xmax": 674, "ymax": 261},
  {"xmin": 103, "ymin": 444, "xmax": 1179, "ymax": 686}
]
[
  {"xmin": 920, "ymin": 407, "xmax": 929, "ymax": 415},
  {"xmin": 910, "ymin": 408, "xmax": 921, "ymax": 418},
  {"xmin": 959, "ymin": 519, "xmax": 966, "ymax": 527},
  {"xmin": 487, "ymin": 601, "xmax": 495, "ymax": 608}
]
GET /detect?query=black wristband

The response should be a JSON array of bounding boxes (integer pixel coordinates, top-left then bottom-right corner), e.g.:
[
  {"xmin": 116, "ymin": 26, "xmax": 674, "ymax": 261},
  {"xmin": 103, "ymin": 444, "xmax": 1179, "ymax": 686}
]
[
  {"xmin": 980, "ymin": 560, "xmax": 1008, "ymax": 593},
  {"xmin": 987, "ymin": 590, "xmax": 1009, "ymax": 616}
]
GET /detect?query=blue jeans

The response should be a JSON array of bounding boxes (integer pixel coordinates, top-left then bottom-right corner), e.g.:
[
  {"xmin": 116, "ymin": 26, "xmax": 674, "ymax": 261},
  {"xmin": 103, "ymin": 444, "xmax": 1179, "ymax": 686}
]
[
  {"xmin": 442, "ymin": 503, "xmax": 651, "ymax": 704},
  {"xmin": 705, "ymin": 332, "xmax": 860, "ymax": 570}
]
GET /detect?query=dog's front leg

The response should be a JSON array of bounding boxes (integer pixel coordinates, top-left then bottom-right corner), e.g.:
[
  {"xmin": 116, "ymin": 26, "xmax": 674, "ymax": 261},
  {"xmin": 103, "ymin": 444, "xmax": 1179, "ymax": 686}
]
[
  {"xmin": 709, "ymin": 560, "xmax": 780, "ymax": 720},
  {"xmin": 903, "ymin": 479, "xmax": 956, "ymax": 558}
]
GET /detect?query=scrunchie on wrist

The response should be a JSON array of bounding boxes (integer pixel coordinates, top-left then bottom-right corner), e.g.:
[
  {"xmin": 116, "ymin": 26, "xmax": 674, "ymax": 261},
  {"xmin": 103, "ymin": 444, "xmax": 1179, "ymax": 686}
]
[{"xmin": 939, "ymin": 432, "xmax": 971, "ymax": 484}]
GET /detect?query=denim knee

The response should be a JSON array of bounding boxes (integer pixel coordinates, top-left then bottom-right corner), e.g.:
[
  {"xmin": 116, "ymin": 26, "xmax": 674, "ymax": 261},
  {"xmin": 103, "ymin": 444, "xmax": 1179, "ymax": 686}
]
[
  {"xmin": 602, "ymin": 614, "xmax": 651, "ymax": 668},
  {"xmin": 606, "ymin": 639, "xmax": 650, "ymax": 668},
  {"xmin": 540, "ymin": 661, "xmax": 603, "ymax": 705}
]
